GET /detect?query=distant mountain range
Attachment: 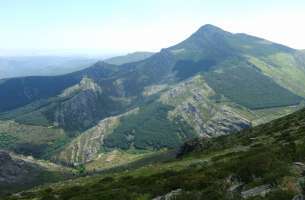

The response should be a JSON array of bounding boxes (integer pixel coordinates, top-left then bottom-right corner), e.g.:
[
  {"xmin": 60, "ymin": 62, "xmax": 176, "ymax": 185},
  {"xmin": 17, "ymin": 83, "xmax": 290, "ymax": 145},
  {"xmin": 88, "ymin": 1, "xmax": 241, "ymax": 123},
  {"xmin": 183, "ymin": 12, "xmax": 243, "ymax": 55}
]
[
  {"xmin": 0, "ymin": 52, "xmax": 155, "ymax": 79},
  {"xmin": 103, "ymin": 51, "xmax": 154, "ymax": 65},
  {"xmin": 0, "ymin": 56, "xmax": 96, "ymax": 79},
  {"xmin": 0, "ymin": 24, "xmax": 305, "ymax": 167}
]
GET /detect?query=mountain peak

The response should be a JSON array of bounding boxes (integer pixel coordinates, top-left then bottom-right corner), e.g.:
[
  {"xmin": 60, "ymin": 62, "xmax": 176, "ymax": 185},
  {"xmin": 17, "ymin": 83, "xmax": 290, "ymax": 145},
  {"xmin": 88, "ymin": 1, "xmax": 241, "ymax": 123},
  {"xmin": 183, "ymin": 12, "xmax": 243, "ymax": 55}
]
[
  {"xmin": 196, "ymin": 24, "xmax": 226, "ymax": 34},
  {"xmin": 168, "ymin": 24, "xmax": 231, "ymax": 52},
  {"xmin": 182, "ymin": 24, "xmax": 230, "ymax": 44}
]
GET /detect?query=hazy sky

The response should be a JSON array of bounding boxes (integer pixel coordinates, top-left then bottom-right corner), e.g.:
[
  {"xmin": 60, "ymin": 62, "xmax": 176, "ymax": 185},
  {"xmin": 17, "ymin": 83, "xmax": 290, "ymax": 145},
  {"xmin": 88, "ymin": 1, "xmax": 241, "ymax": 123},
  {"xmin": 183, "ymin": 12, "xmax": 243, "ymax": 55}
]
[{"xmin": 1, "ymin": 0, "xmax": 305, "ymax": 55}]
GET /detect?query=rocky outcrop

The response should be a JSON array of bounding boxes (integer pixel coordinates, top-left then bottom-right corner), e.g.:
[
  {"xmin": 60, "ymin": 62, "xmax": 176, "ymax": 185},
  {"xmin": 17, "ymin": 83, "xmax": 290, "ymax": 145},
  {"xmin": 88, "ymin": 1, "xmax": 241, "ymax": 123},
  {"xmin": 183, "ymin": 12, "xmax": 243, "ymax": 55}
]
[
  {"xmin": 195, "ymin": 105, "xmax": 251, "ymax": 137},
  {"xmin": 0, "ymin": 151, "xmax": 73, "ymax": 196},
  {"xmin": 241, "ymin": 184, "xmax": 272, "ymax": 199},
  {"xmin": 160, "ymin": 75, "xmax": 251, "ymax": 138},
  {"xmin": 152, "ymin": 189, "xmax": 182, "ymax": 200},
  {"xmin": 143, "ymin": 84, "xmax": 168, "ymax": 96},
  {"xmin": 55, "ymin": 117, "xmax": 119, "ymax": 165},
  {"xmin": 292, "ymin": 194, "xmax": 304, "ymax": 200},
  {"xmin": 55, "ymin": 108, "xmax": 139, "ymax": 165},
  {"xmin": 0, "ymin": 151, "xmax": 42, "ymax": 185},
  {"xmin": 54, "ymin": 90, "xmax": 103, "ymax": 131},
  {"xmin": 59, "ymin": 76, "xmax": 102, "ymax": 98},
  {"xmin": 53, "ymin": 77, "xmax": 106, "ymax": 131}
]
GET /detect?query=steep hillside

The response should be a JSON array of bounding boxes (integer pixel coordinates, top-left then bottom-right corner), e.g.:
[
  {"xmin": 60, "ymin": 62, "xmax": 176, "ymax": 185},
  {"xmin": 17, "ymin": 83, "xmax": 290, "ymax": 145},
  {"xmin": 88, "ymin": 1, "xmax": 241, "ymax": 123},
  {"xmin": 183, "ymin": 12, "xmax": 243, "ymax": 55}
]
[
  {"xmin": 5, "ymin": 108, "xmax": 305, "ymax": 200},
  {"xmin": 54, "ymin": 74, "xmax": 302, "ymax": 166},
  {"xmin": 54, "ymin": 108, "xmax": 139, "ymax": 165}
]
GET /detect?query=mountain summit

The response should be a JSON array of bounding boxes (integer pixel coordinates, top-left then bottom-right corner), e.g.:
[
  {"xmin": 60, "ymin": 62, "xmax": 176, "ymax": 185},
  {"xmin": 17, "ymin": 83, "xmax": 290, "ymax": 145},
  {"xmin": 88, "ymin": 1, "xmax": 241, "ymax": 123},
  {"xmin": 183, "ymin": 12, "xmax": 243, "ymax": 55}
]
[
  {"xmin": 168, "ymin": 24, "xmax": 232, "ymax": 56},
  {"xmin": 195, "ymin": 24, "xmax": 227, "ymax": 34}
]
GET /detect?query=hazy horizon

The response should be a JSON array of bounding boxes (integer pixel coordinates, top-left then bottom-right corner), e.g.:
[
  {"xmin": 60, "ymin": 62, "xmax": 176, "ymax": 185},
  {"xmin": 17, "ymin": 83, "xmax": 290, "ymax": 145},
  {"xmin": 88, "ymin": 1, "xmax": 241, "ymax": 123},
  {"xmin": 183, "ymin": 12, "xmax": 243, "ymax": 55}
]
[{"xmin": 1, "ymin": 0, "xmax": 305, "ymax": 56}]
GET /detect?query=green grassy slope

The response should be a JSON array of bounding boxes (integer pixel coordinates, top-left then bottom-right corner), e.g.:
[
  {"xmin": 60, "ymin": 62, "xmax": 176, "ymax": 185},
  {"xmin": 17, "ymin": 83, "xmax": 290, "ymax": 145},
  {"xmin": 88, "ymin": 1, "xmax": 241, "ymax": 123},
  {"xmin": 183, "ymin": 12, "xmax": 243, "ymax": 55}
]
[
  {"xmin": 5, "ymin": 108, "xmax": 305, "ymax": 200},
  {"xmin": 203, "ymin": 59, "xmax": 303, "ymax": 109},
  {"xmin": 0, "ymin": 120, "xmax": 68, "ymax": 158},
  {"xmin": 248, "ymin": 54, "xmax": 305, "ymax": 98}
]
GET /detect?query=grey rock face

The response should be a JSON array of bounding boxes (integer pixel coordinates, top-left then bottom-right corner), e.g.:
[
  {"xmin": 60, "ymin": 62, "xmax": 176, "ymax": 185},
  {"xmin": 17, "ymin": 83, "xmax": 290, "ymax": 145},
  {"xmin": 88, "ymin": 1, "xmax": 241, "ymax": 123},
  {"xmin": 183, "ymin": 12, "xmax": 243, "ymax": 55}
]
[
  {"xmin": 55, "ymin": 116, "xmax": 120, "ymax": 165},
  {"xmin": 54, "ymin": 90, "xmax": 102, "ymax": 130},
  {"xmin": 0, "ymin": 151, "xmax": 11, "ymax": 162},
  {"xmin": 161, "ymin": 75, "xmax": 251, "ymax": 138},
  {"xmin": 0, "ymin": 151, "xmax": 41, "ymax": 185},
  {"xmin": 241, "ymin": 184, "xmax": 272, "ymax": 199},
  {"xmin": 152, "ymin": 189, "xmax": 182, "ymax": 200},
  {"xmin": 292, "ymin": 194, "xmax": 304, "ymax": 200},
  {"xmin": 55, "ymin": 108, "xmax": 139, "ymax": 165},
  {"xmin": 53, "ymin": 77, "xmax": 106, "ymax": 131}
]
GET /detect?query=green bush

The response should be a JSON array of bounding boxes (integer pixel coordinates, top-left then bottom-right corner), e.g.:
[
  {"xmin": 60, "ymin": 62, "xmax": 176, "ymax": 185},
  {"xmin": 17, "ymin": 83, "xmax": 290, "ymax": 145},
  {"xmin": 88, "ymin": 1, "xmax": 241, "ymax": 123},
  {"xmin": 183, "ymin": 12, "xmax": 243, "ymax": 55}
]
[
  {"xmin": 227, "ymin": 147, "xmax": 290, "ymax": 184},
  {"xmin": 0, "ymin": 132, "xmax": 17, "ymax": 149}
]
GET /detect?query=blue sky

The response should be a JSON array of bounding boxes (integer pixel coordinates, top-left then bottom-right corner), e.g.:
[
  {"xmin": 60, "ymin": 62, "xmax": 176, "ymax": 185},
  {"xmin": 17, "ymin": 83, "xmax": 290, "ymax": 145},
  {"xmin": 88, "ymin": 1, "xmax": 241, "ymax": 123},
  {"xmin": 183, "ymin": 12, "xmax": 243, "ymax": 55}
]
[{"xmin": 1, "ymin": 0, "xmax": 305, "ymax": 55}]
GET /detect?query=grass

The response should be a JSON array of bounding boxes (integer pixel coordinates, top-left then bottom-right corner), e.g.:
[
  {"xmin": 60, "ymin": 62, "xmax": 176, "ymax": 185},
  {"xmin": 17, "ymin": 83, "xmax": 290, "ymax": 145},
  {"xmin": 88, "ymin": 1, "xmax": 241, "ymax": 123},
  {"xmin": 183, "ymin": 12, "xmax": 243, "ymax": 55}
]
[
  {"xmin": 84, "ymin": 150, "xmax": 153, "ymax": 171},
  {"xmin": 203, "ymin": 58, "xmax": 303, "ymax": 109},
  {"xmin": 248, "ymin": 54, "xmax": 305, "ymax": 98}
]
